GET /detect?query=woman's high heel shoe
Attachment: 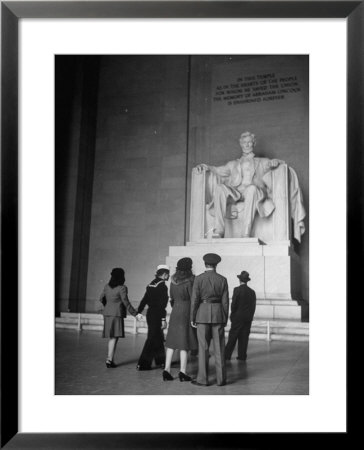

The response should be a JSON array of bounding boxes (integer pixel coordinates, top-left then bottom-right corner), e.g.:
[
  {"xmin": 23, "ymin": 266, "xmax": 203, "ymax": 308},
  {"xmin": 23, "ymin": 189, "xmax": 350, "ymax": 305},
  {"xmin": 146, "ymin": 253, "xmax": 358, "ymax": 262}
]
[
  {"xmin": 162, "ymin": 370, "xmax": 174, "ymax": 381},
  {"xmin": 106, "ymin": 360, "xmax": 116, "ymax": 368},
  {"xmin": 178, "ymin": 372, "xmax": 192, "ymax": 382}
]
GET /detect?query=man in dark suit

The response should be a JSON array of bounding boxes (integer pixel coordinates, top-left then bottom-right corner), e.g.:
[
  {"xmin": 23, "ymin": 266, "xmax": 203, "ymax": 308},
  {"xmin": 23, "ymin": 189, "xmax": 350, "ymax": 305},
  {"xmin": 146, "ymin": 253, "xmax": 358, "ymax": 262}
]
[
  {"xmin": 190, "ymin": 253, "xmax": 229, "ymax": 386},
  {"xmin": 225, "ymin": 271, "xmax": 256, "ymax": 361}
]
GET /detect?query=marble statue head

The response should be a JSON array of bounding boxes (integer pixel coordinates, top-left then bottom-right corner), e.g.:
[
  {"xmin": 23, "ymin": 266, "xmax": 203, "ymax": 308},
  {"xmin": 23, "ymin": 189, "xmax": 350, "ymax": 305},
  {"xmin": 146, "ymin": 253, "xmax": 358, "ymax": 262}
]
[{"xmin": 239, "ymin": 131, "xmax": 256, "ymax": 154}]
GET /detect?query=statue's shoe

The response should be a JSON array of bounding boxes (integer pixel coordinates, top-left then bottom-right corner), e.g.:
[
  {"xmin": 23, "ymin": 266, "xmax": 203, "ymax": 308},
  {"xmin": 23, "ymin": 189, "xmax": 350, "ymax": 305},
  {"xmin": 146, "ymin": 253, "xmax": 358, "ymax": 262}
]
[{"xmin": 212, "ymin": 231, "xmax": 223, "ymax": 238}]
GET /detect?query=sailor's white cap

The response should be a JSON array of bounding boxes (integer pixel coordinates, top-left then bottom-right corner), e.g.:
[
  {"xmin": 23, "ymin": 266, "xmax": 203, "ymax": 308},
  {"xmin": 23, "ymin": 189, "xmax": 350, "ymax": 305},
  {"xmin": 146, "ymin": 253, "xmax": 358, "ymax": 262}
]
[{"xmin": 157, "ymin": 264, "xmax": 170, "ymax": 271}]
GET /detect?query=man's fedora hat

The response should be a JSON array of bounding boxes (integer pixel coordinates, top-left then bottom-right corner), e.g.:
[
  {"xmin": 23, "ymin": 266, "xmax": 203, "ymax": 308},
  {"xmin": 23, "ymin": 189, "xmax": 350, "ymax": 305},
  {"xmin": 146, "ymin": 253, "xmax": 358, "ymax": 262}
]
[
  {"xmin": 237, "ymin": 270, "xmax": 251, "ymax": 282},
  {"xmin": 203, "ymin": 253, "xmax": 222, "ymax": 265}
]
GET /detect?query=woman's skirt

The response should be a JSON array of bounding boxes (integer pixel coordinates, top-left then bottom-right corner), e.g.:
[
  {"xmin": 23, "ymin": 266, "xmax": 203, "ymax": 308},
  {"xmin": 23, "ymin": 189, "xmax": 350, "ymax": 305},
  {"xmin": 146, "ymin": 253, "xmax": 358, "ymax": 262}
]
[
  {"xmin": 102, "ymin": 316, "xmax": 125, "ymax": 338},
  {"xmin": 165, "ymin": 301, "xmax": 198, "ymax": 351}
]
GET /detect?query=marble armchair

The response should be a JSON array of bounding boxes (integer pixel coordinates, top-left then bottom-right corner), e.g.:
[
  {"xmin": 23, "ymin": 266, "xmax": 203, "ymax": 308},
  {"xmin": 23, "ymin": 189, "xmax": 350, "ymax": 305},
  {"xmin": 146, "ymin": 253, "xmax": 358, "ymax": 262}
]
[{"xmin": 189, "ymin": 163, "xmax": 291, "ymax": 242}]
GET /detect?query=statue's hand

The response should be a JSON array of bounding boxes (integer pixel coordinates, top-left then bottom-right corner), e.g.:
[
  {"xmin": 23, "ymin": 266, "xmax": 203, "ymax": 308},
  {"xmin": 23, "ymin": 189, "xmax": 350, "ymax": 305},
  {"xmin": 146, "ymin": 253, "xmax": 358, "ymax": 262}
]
[
  {"xmin": 269, "ymin": 159, "xmax": 284, "ymax": 169},
  {"xmin": 195, "ymin": 163, "xmax": 210, "ymax": 173}
]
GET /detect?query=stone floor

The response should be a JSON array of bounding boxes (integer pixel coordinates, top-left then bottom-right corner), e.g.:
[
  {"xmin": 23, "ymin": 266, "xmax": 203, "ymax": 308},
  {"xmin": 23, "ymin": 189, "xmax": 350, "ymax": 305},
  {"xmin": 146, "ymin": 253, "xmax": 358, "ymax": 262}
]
[{"xmin": 55, "ymin": 329, "xmax": 309, "ymax": 395}]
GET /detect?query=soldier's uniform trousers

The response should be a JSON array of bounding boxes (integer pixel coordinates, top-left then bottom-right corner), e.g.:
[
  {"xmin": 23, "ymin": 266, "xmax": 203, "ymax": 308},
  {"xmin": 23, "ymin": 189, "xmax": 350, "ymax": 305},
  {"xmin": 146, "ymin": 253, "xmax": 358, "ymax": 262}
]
[{"xmin": 196, "ymin": 322, "xmax": 226, "ymax": 385}]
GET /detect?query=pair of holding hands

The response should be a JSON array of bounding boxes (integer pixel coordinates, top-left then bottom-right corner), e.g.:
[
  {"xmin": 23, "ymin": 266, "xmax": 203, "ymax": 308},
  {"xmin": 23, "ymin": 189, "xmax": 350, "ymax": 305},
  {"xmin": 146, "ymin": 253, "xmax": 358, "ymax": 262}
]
[{"xmin": 135, "ymin": 315, "xmax": 167, "ymax": 330}]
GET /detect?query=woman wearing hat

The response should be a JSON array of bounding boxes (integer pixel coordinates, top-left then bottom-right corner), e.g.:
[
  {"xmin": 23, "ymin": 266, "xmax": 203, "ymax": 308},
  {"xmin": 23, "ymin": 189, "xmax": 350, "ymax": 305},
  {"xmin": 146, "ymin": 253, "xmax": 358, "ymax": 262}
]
[
  {"xmin": 225, "ymin": 270, "xmax": 256, "ymax": 362},
  {"xmin": 98, "ymin": 268, "xmax": 143, "ymax": 368},
  {"xmin": 136, "ymin": 264, "xmax": 170, "ymax": 370},
  {"xmin": 162, "ymin": 257, "xmax": 197, "ymax": 382}
]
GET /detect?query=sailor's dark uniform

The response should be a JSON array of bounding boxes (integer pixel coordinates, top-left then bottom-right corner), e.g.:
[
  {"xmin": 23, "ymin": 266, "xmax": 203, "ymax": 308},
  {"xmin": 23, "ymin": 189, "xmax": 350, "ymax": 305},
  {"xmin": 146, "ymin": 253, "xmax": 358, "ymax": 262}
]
[{"xmin": 136, "ymin": 278, "xmax": 168, "ymax": 369}]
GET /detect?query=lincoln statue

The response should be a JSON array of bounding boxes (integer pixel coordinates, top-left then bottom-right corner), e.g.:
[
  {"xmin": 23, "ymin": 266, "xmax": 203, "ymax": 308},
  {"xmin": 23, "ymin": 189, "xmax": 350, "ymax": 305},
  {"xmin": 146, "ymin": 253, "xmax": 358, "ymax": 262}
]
[{"xmin": 195, "ymin": 132, "xmax": 286, "ymax": 238}]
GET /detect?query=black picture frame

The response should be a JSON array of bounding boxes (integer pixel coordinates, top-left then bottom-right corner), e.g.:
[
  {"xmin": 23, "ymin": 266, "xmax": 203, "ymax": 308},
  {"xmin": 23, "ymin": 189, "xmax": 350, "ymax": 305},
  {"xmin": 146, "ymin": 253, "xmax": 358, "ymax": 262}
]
[{"xmin": 1, "ymin": 1, "xmax": 359, "ymax": 448}]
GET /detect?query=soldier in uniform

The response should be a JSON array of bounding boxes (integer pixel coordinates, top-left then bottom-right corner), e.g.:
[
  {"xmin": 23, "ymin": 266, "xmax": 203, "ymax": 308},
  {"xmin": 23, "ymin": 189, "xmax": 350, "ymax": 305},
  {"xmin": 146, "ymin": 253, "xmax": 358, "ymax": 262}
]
[
  {"xmin": 190, "ymin": 253, "xmax": 229, "ymax": 386},
  {"xmin": 136, "ymin": 264, "xmax": 170, "ymax": 370}
]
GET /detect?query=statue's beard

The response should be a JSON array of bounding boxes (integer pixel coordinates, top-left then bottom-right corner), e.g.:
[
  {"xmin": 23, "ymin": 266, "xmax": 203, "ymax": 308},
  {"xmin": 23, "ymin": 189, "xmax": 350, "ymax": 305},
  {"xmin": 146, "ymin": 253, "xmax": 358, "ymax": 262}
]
[{"xmin": 241, "ymin": 150, "xmax": 255, "ymax": 157}]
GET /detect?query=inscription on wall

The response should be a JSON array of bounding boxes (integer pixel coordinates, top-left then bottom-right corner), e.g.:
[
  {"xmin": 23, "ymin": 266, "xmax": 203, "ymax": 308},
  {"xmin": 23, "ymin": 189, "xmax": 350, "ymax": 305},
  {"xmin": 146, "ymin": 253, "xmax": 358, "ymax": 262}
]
[{"xmin": 213, "ymin": 72, "xmax": 301, "ymax": 106}]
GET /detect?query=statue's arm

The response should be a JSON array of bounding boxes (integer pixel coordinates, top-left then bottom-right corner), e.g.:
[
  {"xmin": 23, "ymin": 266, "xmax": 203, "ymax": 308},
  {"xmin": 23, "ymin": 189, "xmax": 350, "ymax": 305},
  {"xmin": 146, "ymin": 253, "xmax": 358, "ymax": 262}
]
[
  {"xmin": 211, "ymin": 163, "xmax": 231, "ymax": 177},
  {"xmin": 258, "ymin": 157, "xmax": 286, "ymax": 174},
  {"xmin": 195, "ymin": 161, "xmax": 231, "ymax": 177}
]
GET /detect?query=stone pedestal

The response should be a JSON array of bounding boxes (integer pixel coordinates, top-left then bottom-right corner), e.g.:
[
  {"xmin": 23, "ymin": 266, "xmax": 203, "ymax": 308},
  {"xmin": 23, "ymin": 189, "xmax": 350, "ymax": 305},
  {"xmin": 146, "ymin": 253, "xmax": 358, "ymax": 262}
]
[{"xmin": 166, "ymin": 238, "xmax": 302, "ymax": 320}]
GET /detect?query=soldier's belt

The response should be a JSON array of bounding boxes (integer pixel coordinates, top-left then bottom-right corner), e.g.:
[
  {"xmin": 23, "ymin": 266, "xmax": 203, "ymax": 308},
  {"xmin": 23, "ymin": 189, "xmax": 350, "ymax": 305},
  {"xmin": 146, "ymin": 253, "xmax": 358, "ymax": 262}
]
[{"xmin": 202, "ymin": 299, "xmax": 221, "ymax": 304}]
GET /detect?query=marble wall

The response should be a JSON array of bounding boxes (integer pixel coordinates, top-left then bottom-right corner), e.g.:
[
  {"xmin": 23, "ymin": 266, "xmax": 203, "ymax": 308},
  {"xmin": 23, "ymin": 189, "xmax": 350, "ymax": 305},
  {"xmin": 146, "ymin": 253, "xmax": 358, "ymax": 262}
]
[{"xmin": 86, "ymin": 56, "xmax": 189, "ymax": 309}]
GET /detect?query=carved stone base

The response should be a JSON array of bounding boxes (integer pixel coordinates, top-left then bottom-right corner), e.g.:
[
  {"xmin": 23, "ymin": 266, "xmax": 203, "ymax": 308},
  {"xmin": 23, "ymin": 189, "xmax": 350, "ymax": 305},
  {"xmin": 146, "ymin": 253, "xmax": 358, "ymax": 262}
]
[{"xmin": 167, "ymin": 238, "xmax": 302, "ymax": 321}]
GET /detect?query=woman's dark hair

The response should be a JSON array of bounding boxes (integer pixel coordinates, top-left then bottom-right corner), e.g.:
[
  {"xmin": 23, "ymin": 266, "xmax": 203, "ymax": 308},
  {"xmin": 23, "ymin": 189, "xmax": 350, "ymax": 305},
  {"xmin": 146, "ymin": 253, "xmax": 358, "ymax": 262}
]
[
  {"xmin": 173, "ymin": 269, "xmax": 193, "ymax": 282},
  {"xmin": 108, "ymin": 268, "xmax": 125, "ymax": 288}
]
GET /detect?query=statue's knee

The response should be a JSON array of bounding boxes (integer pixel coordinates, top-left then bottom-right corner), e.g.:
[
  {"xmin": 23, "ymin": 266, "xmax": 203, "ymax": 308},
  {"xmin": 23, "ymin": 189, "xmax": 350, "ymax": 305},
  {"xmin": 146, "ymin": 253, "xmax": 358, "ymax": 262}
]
[
  {"xmin": 214, "ymin": 184, "xmax": 226, "ymax": 198},
  {"xmin": 244, "ymin": 185, "xmax": 258, "ymax": 197}
]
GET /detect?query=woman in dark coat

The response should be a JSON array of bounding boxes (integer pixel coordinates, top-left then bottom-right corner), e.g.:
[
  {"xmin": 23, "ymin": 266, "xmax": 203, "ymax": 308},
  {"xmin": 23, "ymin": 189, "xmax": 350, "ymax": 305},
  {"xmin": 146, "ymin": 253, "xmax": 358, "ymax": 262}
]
[
  {"xmin": 136, "ymin": 264, "xmax": 170, "ymax": 370},
  {"xmin": 99, "ymin": 268, "xmax": 143, "ymax": 368},
  {"xmin": 162, "ymin": 257, "xmax": 197, "ymax": 381}
]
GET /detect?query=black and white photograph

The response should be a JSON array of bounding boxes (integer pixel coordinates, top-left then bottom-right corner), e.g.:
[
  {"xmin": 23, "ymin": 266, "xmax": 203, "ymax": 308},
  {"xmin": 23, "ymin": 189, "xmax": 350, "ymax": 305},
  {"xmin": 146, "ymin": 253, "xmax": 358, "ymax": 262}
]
[
  {"xmin": 55, "ymin": 54, "xmax": 309, "ymax": 395},
  {"xmin": 2, "ymin": 1, "xmax": 354, "ymax": 445}
]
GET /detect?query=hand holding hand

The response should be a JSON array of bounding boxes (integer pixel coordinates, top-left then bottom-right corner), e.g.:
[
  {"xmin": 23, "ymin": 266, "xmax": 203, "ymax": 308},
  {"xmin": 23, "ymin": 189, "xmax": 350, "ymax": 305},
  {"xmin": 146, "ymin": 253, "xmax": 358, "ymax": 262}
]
[
  {"xmin": 191, "ymin": 321, "xmax": 197, "ymax": 329},
  {"xmin": 195, "ymin": 163, "xmax": 210, "ymax": 174},
  {"xmin": 136, "ymin": 314, "xmax": 144, "ymax": 321}
]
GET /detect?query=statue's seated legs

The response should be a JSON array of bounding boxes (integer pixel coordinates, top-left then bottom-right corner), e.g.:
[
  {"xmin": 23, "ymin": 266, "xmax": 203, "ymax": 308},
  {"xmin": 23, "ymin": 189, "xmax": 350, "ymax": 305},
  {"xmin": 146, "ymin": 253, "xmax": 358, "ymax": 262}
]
[
  {"xmin": 212, "ymin": 184, "xmax": 238, "ymax": 237},
  {"xmin": 212, "ymin": 183, "xmax": 259, "ymax": 238},
  {"xmin": 239, "ymin": 185, "xmax": 259, "ymax": 237},
  {"xmin": 189, "ymin": 164, "xmax": 298, "ymax": 242}
]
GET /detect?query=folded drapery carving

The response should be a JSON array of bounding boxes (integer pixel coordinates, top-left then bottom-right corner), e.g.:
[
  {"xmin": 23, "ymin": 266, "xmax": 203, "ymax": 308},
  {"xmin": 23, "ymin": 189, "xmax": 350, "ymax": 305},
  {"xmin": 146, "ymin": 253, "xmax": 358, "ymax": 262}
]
[{"xmin": 288, "ymin": 167, "xmax": 306, "ymax": 243}]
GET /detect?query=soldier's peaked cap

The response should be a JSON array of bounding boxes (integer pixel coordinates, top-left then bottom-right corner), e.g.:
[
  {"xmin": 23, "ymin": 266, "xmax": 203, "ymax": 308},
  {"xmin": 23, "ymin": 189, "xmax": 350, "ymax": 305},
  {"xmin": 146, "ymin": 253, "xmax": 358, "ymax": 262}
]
[{"xmin": 203, "ymin": 253, "xmax": 221, "ymax": 265}]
